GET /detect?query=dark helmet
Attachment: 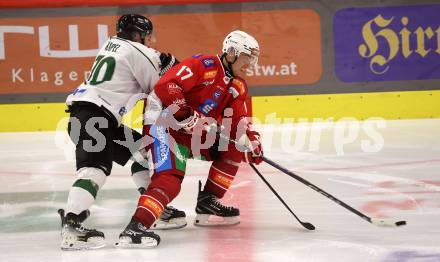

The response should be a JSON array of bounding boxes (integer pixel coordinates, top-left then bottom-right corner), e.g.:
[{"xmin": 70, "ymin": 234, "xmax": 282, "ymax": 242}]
[{"xmin": 116, "ymin": 14, "xmax": 153, "ymax": 43}]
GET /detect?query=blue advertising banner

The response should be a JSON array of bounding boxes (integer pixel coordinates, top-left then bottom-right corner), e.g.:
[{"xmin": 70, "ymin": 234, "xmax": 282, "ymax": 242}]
[{"xmin": 334, "ymin": 4, "xmax": 440, "ymax": 82}]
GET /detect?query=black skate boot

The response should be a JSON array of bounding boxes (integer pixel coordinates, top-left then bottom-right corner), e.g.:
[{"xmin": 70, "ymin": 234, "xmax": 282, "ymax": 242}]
[
  {"xmin": 152, "ymin": 206, "xmax": 187, "ymax": 230},
  {"xmin": 58, "ymin": 209, "xmax": 105, "ymax": 250},
  {"xmin": 115, "ymin": 217, "xmax": 160, "ymax": 248},
  {"xmin": 194, "ymin": 181, "xmax": 240, "ymax": 226}
]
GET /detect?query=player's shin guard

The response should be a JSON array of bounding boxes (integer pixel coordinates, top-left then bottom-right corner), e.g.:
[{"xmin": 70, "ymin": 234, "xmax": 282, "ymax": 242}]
[
  {"xmin": 131, "ymin": 163, "xmax": 187, "ymax": 230},
  {"xmin": 116, "ymin": 191, "xmax": 166, "ymax": 248},
  {"xmin": 61, "ymin": 167, "xmax": 106, "ymax": 250},
  {"xmin": 134, "ymin": 190, "xmax": 168, "ymax": 229},
  {"xmin": 118, "ymin": 174, "xmax": 182, "ymax": 247},
  {"xmin": 203, "ymin": 160, "xmax": 239, "ymax": 198},
  {"xmin": 66, "ymin": 167, "xmax": 106, "ymax": 215}
]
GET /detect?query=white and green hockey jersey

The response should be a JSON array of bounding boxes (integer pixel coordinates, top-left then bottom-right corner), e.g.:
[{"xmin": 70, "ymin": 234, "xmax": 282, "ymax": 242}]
[{"xmin": 66, "ymin": 36, "xmax": 161, "ymax": 125}]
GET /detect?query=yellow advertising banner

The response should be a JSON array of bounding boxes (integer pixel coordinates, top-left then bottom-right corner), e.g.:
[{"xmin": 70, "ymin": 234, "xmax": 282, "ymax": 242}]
[{"xmin": 0, "ymin": 9, "xmax": 321, "ymax": 95}]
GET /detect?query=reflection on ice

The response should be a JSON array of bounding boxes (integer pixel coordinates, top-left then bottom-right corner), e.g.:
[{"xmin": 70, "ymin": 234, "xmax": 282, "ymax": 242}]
[{"xmin": 0, "ymin": 119, "xmax": 439, "ymax": 262}]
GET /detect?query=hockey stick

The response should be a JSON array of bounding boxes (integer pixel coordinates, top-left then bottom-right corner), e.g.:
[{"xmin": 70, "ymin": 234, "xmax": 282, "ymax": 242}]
[
  {"xmin": 261, "ymin": 156, "xmax": 407, "ymax": 227},
  {"xmin": 249, "ymin": 162, "xmax": 315, "ymax": 230},
  {"xmin": 213, "ymin": 131, "xmax": 406, "ymax": 227}
]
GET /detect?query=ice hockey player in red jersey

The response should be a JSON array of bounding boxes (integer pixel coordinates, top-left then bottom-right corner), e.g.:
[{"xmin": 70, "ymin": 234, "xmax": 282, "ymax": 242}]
[{"xmin": 116, "ymin": 30, "xmax": 263, "ymax": 248}]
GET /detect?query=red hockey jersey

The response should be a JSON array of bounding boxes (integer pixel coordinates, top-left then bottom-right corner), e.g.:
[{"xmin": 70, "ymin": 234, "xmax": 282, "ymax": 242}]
[{"xmin": 154, "ymin": 54, "xmax": 249, "ymax": 128}]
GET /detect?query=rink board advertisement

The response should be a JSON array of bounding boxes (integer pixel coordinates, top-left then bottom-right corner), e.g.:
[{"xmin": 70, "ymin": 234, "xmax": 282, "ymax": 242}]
[
  {"xmin": 334, "ymin": 4, "xmax": 440, "ymax": 82},
  {"xmin": 0, "ymin": 9, "xmax": 321, "ymax": 95},
  {"xmin": 1, "ymin": 1, "xmax": 440, "ymax": 132}
]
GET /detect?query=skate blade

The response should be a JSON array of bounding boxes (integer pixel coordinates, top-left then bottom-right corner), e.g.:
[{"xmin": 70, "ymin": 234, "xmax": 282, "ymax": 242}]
[
  {"xmin": 61, "ymin": 237, "xmax": 106, "ymax": 251},
  {"xmin": 115, "ymin": 237, "xmax": 159, "ymax": 248},
  {"xmin": 152, "ymin": 217, "xmax": 187, "ymax": 230},
  {"xmin": 194, "ymin": 214, "xmax": 240, "ymax": 227}
]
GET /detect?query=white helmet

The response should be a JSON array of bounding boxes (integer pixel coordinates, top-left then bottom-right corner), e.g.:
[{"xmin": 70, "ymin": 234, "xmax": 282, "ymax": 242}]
[{"xmin": 222, "ymin": 30, "xmax": 259, "ymax": 66}]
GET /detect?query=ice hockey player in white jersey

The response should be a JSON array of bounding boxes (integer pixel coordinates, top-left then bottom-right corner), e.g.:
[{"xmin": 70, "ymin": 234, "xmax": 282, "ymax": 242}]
[{"xmin": 58, "ymin": 14, "xmax": 183, "ymax": 251}]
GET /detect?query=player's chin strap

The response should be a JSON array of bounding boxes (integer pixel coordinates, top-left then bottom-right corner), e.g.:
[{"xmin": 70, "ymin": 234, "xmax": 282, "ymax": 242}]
[{"xmin": 220, "ymin": 53, "xmax": 236, "ymax": 78}]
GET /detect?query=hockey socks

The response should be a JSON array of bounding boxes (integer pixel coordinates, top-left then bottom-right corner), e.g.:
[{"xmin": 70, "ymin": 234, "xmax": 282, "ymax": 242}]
[
  {"xmin": 204, "ymin": 160, "xmax": 238, "ymax": 198},
  {"xmin": 133, "ymin": 174, "xmax": 182, "ymax": 229}
]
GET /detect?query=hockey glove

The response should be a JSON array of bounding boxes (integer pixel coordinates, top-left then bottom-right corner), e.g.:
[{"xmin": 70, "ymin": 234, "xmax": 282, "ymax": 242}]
[
  {"xmin": 159, "ymin": 52, "xmax": 180, "ymax": 76},
  {"xmin": 176, "ymin": 109, "xmax": 203, "ymax": 134},
  {"xmin": 240, "ymin": 129, "xmax": 263, "ymax": 165},
  {"xmin": 174, "ymin": 109, "xmax": 219, "ymax": 135}
]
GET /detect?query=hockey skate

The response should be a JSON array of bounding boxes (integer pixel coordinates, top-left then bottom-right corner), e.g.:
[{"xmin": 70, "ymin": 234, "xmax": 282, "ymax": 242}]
[
  {"xmin": 58, "ymin": 209, "xmax": 105, "ymax": 250},
  {"xmin": 138, "ymin": 187, "xmax": 187, "ymax": 230},
  {"xmin": 194, "ymin": 181, "xmax": 240, "ymax": 226},
  {"xmin": 152, "ymin": 206, "xmax": 187, "ymax": 230},
  {"xmin": 115, "ymin": 217, "xmax": 160, "ymax": 248}
]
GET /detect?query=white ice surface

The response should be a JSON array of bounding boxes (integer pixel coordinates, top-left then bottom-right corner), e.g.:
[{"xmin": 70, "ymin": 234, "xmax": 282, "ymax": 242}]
[{"xmin": 0, "ymin": 119, "xmax": 439, "ymax": 262}]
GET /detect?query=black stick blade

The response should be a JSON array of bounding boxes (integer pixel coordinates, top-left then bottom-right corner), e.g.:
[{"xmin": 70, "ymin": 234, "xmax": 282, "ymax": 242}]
[
  {"xmin": 302, "ymin": 222, "xmax": 315, "ymax": 230},
  {"xmin": 395, "ymin": 220, "xmax": 407, "ymax": 226},
  {"xmin": 371, "ymin": 218, "xmax": 407, "ymax": 227}
]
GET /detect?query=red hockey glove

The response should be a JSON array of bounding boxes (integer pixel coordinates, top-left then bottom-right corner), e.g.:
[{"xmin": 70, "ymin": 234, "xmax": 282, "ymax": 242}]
[
  {"xmin": 174, "ymin": 107, "xmax": 219, "ymax": 134},
  {"xmin": 239, "ymin": 129, "xmax": 263, "ymax": 165},
  {"xmin": 176, "ymin": 109, "xmax": 200, "ymax": 133},
  {"xmin": 176, "ymin": 109, "xmax": 205, "ymax": 134}
]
